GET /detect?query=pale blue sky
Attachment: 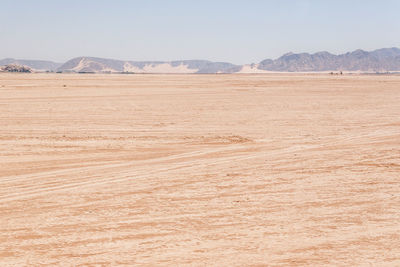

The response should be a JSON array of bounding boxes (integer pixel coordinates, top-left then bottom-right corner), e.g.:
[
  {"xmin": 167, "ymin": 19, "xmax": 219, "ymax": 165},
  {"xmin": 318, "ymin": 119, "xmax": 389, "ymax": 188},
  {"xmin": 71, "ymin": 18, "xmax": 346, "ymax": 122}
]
[{"xmin": 1, "ymin": 0, "xmax": 399, "ymax": 64}]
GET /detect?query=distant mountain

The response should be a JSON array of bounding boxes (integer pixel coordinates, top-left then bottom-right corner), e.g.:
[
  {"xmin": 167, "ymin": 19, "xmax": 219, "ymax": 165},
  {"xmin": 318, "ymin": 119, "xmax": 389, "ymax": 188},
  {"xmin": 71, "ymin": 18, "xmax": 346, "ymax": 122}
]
[
  {"xmin": 257, "ymin": 47, "xmax": 400, "ymax": 72},
  {"xmin": 2, "ymin": 47, "xmax": 400, "ymax": 73},
  {"xmin": 0, "ymin": 58, "xmax": 62, "ymax": 71},
  {"xmin": 57, "ymin": 57, "xmax": 241, "ymax": 74}
]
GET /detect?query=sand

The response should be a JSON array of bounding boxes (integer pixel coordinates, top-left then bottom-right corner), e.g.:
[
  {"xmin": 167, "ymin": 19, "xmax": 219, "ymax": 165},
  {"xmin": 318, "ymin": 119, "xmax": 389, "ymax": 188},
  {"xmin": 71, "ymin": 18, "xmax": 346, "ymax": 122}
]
[
  {"xmin": 0, "ymin": 73, "xmax": 399, "ymax": 266},
  {"xmin": 238, "ymin": 64, "xmax": 272, "ymax": 73}
]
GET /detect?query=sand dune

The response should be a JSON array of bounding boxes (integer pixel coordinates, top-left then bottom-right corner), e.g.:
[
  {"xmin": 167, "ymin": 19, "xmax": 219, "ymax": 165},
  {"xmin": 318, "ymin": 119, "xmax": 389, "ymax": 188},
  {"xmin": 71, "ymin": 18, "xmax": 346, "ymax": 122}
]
[{"xmin": 0, "ymin": 73, "xmax": 399, "ymax": 266}]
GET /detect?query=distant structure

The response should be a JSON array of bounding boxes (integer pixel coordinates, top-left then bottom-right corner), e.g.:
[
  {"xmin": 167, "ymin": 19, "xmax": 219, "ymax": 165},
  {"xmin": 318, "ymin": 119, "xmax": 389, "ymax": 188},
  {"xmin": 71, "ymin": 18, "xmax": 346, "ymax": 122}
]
[
  {"xmin": 330, "ymin": 71, "xmax": 343, "ymax": 75},
  {"xmin": 0, "ymin": 64, "xmax": 32, "ymax": 73}
]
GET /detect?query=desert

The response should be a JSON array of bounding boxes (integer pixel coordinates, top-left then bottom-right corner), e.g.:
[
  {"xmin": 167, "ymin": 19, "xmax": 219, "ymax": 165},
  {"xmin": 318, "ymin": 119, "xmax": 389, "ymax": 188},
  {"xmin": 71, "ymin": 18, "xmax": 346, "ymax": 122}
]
[{"xmin": 0, "ymin": 73, "xmax": 399, "ymax": 266}]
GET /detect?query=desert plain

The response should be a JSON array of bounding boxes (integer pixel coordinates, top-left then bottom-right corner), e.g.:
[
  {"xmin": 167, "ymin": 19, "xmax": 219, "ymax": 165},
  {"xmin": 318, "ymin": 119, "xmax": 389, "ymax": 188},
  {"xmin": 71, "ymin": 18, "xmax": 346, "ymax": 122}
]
[{"xmin": 0, "ymin": 73, "xmax": 399, "ymax": 266}]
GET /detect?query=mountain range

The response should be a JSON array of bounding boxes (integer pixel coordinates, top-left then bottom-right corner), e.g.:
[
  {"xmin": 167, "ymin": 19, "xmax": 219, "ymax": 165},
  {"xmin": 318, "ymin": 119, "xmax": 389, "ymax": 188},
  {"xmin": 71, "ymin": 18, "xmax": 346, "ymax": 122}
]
[
  {"xmin": 2, "ymin": 47, "xmax": 400, "ymax": 73},
  {"xmin": 0, "ymin": 58, "xmax": 62, "ymax": 72}
]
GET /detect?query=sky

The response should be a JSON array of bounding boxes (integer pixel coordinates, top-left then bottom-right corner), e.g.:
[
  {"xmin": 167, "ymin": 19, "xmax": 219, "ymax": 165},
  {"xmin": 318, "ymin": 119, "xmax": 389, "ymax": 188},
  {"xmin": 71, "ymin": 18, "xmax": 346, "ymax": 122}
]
[{"xmin": 1, "ymin": 0, "xmax": 399, "ymax": 64}]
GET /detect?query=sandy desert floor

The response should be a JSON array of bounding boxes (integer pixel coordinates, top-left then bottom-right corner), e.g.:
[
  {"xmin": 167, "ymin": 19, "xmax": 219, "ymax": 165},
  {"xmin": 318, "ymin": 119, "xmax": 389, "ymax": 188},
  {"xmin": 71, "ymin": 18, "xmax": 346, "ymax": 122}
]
[{"xmin": 0, "ymin": 73, "xmax": 399, "ymax": 266}]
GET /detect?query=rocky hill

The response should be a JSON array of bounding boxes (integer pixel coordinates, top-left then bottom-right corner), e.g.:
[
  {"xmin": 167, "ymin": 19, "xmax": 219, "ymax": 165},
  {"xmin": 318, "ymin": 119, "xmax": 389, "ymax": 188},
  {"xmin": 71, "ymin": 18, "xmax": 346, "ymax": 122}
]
[
  {"xmin": 0, "ymin": 64, "xmax": 32, "ymax": 73},
  {"xmin": 0, "ymin": 58, "xmax": 61, "ymax": 72}
]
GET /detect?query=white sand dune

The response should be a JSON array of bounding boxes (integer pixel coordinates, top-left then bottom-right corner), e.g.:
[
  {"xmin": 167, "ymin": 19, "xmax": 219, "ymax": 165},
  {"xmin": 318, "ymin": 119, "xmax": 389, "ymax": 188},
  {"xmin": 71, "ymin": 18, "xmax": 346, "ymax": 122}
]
[
  {"xmin": 238, "ymin": 64, "xmax": 272, "ymax": 73},
  {"xmin": 142, "ymin": 63, "xmax": 198, "ymax": 73}
]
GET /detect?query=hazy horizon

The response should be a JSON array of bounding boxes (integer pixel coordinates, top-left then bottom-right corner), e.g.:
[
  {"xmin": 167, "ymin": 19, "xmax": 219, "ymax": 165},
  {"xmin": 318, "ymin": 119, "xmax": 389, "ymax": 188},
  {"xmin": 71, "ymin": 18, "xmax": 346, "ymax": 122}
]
[{"xmin": 1, "ymin": 0, "xmax": 400, "ymax": 64}]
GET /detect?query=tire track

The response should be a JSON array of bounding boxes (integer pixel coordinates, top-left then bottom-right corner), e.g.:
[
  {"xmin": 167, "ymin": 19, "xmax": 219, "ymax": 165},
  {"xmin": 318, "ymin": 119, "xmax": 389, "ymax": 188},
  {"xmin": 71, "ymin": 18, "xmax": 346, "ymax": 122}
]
[{"xmin": 0, "ymin": 140, "xmax": 334, "ymax": 203}]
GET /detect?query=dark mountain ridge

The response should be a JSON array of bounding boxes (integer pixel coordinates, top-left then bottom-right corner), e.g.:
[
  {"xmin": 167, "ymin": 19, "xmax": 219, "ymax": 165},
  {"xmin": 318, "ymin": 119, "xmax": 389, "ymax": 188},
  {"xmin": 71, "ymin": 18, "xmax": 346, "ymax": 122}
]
[{"xmin": 258, "ymin": 47, "xmax": 400, "ymax": 72}]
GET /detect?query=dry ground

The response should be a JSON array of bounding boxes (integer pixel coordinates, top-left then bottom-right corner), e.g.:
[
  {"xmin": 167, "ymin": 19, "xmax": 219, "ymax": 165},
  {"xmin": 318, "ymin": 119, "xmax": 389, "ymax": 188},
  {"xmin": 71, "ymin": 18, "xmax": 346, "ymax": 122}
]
[{"xmin": 0, "ymin": 73, "xmax": 399, "ymax": 266}]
